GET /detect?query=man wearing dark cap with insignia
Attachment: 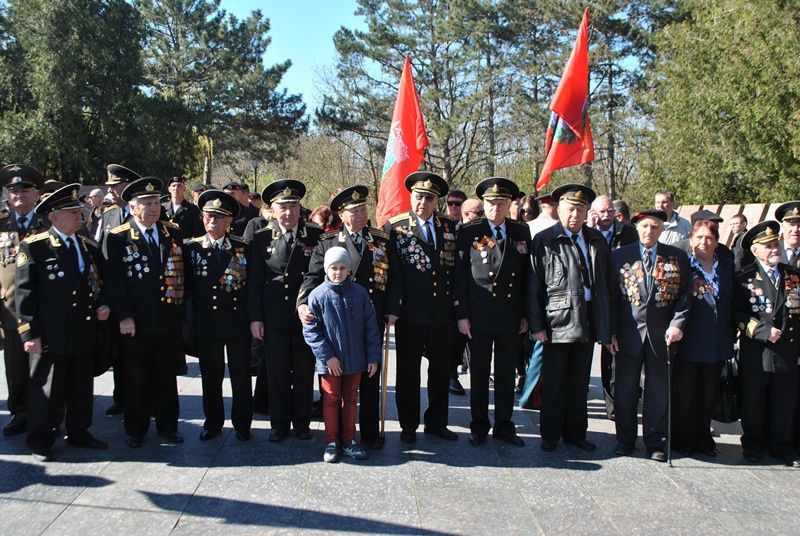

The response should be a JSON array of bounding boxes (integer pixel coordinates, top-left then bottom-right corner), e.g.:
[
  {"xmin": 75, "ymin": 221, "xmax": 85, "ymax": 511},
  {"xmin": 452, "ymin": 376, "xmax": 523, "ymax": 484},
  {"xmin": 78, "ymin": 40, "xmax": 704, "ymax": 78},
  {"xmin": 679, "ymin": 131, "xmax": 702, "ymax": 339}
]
[
  {"xmin": 0, "ymin": 164, "xmax": 49, "ymax": 436},
  {"xmin": 102, "ymin": 177, "xmax": 186, "ymax": 447},
  {"xmin": 734, "ymin": 220, "xmax": 800, "ymax": 467},
  {"xmin": 185, "ymin": 191, "xmax": 253, "ymax": 442},
  {"xmin": 298, "ymin": 184, "xmax": 401, "ymax": 449},
  {"xmin": 163, "ymin": 177, "xmax": 203, "ymax": 242},
  {"xmin": 249, "ymin": 192, "xmax": 262, "ymax": 211},
  {"xmin": 527, "ymin": 184, "xmax": 614, "ymax": 453},
  {"xmin": 248, "ymin": 179, "xmax": 323, "ymax": 442},
  {"xmin": 223, "ymin": 181, "xmax": 258, "ymax": 237},
  {"xmin": 94, "ymin": 164, "xmax": 140, "ymax": 245},
  {"xmin": 455, "ymin": 178, "xmax": 531, "ymax": 447},
  {"xmin": 190, "ymin": 183, "xmax": 208, "ymax": 206},
  {"xmin": 383, "ymin": 172, "xmax": 458, "ymax": 443},
  {"xmin": 609, "ymin": 208, "xmax": 691, "ymax": 461},
  {"xmin": 15, "ymin": 184, "xmax": 111, "ymax": 460}
]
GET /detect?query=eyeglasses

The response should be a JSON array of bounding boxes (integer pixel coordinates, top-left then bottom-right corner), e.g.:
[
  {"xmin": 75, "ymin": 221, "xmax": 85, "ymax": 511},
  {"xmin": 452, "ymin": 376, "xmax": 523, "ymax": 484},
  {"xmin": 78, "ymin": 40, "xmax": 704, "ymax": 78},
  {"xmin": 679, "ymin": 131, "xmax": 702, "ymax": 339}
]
[
  {"xmin": 447, "ymin": 200, "xmax": 462, "ymax": 207},
  {"xmin": 414, "ymin": 193, "xmax": 436, "ymax": 202},
  {"xmin": 202, "ymin": 213, "xmax": 226, "ymax": 221},
  {"xmin": 519, "ymin": 209, "xmax": 535, "ymax": 215}
]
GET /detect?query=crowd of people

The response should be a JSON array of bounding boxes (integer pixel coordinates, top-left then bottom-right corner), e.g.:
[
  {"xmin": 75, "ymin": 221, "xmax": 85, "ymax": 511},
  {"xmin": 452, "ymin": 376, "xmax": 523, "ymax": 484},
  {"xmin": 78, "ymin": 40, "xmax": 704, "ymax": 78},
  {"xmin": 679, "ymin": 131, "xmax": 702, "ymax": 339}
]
[{"xmin": 1, "ymin": 161, "xmax": 799, "ymax": 469}]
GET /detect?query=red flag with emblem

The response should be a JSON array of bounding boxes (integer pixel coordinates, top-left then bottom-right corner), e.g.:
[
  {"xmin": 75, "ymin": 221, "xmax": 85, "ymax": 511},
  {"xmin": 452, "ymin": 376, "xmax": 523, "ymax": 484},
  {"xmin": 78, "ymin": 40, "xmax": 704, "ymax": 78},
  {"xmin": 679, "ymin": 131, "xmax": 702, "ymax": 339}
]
[
  {"xmin": 537, "ymin": 7, "xmax": 594, "ymax": 190},
  {"xmin": 376, "ymin": 57, "xmax": 430, "ymax": 226}
]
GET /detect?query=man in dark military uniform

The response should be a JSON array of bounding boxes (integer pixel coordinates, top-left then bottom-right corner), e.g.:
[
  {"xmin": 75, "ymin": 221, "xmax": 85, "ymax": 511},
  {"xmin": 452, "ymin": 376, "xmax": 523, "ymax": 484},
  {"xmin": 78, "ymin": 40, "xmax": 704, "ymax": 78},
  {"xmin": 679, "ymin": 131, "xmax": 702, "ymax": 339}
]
[
  {"xmin": 298, "ymin": 185, "xmax": 401, "ymax": 449},
  {"xmin": 223, "ymin": 181, "xmax": 259, "ymax": 238},
  {"xmin": 734, "ymin": 221, "xmax": 800, "ymax": 467},
  {"xmin": 190, "ymin": 183, "xmax": 208, "ymax": 206},
  {"xmin": 0, "ymin": 164, "xmax": 48, "ymax": 436},
  {"xmin": 15, "ymin": 184, "xmax": 110, "ymax": 461},
  {"xmin": 248, "ymin": 180, "xmax": 323, "ymax": 442},
  {"xmin": 384, "ymin": 172, "xmax": 458, "ymax": 443},
  {"xmin": 528, "ymin": 184, "xmax": 614, "ymax": 453},
  {"xmin": 455, "ymin": 178, "xmax": 531, "ymax": 447},
  {"xmin": 103, "ymin": 177, "xmax": 186, "ymax": 447},
  {"xmin": 186, "ymin": 190, "xmax": 253, "ymax": 441},
  {"xmin": 163, "ymin": 176, "xmax": 204, "ymax": 242}
]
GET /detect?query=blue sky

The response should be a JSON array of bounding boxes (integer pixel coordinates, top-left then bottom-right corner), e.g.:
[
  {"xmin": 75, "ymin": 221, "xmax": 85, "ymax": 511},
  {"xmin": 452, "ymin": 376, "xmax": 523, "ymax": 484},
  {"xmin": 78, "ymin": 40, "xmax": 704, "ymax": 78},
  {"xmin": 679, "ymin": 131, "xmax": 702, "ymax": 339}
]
[{"xmin": 219, "ymin": 1, "xmax": 365, "ymax": 110}]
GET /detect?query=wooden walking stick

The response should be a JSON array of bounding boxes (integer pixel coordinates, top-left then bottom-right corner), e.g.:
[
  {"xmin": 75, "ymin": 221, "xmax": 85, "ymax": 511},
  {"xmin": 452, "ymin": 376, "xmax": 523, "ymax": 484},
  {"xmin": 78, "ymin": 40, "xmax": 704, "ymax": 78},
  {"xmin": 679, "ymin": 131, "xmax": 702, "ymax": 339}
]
[{"xmin": 380, "ymin": 323, "xmax": 391, "ymax": 438}]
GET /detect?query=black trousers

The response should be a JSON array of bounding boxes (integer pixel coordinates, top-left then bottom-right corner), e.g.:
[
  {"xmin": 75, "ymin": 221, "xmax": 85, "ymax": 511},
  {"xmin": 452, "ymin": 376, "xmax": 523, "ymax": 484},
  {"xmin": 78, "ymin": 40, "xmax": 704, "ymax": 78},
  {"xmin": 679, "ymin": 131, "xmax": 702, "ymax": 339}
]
[
  {"xmin": 252, "ymin": 337, "xmax": 269, "ymax": 413},
  {"xmin": 600, "ymin": 346, "xmax": 616, "ymax": 419},
  {"xmin": 358, "ymin": 320, "xmax": 384, "ymax": 443},
  {"xmin": 540, "ymin": 341, "xmax": 594, "ymax": 442},
  {"xmin": 741, "ymin": 366, "xmax": 797, "ymax": 457},
  {"xmin": 264, "ymin": 327, "xmax": 314, "ymax": 433},
  {"xmin": 198, "ymin": 336, "xmax": 253, "ymax": 433},
  {"xmin": 672, "ymin": 359, "xmax": 722, "ymax": 452},
  {"xmin": 394, "ymin": 321, "xmax": 451, "ymax": 430},
  {"xmin": 451, "ymin": 327, "xmax": 467, "ymax": 377},
  {"xmin": 3, "ymin": 327, "xmax": 28, "ymax": 421},
  {"xmin": 112, "ymin": 350, "xmax": 125, "ymax": 405},
  {"xmin": 468, "ymin": 331, "xmax": 516, "ymax": 436},
  {"xmin": 615, "ymin": 339, "xmax": 668, "ymax": 450},
  {"xmin": 27, "ymin": 352, "xmax": 93, "ymax": 451},
  {"xmin": 794, "ymin": 365, "xmax": 800, "ymax": 450},
  {"xmin": 121, "ymin": 332, "xmax": 180, "ymax": 437}
]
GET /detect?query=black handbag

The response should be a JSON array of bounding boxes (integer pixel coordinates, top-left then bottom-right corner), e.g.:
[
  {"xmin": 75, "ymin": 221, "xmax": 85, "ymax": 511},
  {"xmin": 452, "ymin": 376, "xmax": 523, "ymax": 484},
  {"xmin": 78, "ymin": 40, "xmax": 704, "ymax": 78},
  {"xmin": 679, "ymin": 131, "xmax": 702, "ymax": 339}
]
[{"xmin": 713, "ymin": 357, "xmax": 742, "ymax": 423}]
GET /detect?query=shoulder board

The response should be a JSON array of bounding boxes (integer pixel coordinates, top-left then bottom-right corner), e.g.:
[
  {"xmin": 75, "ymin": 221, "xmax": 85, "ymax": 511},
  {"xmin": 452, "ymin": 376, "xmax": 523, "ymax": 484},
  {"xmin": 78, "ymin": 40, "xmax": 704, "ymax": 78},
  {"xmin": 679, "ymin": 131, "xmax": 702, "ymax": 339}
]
[
  {"xmin": 0, "ymin": 212, "xmax": 9, "ymax": 220},
  {"xmin": 367, "ymin": 227, "xmax": 389, "ymax": 240},
  {"xmin": 254, "ymin": 227, "xmax": 273, "ymax": 236},
  {"xmin": 23, "ymin": 232, "xmax": 50, "ymax": 244},
  {"xmin": 189, "ymin": 236, "xmax": 205, "ymax": 244},
  {"xmin": 462, "ymin": 219, "xmax": 482, "ymax": 228},
  {"xmin": 110, "ymin": 222, "xmax": 131, "ymax": 235},
  {"xmin": 507, "ymin": 219, "xmax": 527, "ymax": 227},
  {"xmin": 104, "ymin": 206, "xmax": 121, "ymax": 214},
  {"xmin": 389, "ymin": 213, "xmax": 408, "ymax": 225},
  {"xmin": 163, "ymin": 221, "xmax": 179, "ymax": 229},
  {"xmin": 320, "ymin": 230, "xmax": 339, "ymax": 240},
  {"xmin": 78, "ymin": 235, "xmax": 98, "ymax": 247},
  {"xmin": 304, "ymin": 222, "xmax": 323, "ymax": 230}
]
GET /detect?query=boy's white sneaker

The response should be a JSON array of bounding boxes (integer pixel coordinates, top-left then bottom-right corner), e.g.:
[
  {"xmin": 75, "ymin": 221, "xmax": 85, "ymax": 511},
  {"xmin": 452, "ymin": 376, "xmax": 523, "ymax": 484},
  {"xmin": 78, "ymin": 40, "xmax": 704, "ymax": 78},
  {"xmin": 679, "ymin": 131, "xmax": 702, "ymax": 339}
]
[{"xmin": 323, "ymin": 442, "xmax": 338, "ymax": 463}]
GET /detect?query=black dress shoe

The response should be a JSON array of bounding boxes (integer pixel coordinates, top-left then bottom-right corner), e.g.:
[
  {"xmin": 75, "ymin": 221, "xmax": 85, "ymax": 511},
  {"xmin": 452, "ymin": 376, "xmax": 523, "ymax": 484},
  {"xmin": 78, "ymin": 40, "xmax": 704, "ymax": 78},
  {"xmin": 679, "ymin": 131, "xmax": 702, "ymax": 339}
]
[
  {"xmin": 449, "ymin": 378, "xmax": 466, "ymax": 396},
  {"xmin": 743, "ymin": 450, "xmax": 762, "ymax": 463},
  {"xmin": 31, "ymin": 448, "xmax": 53, "ymax": 462},
  {"xmin": 565, "ymin": 439, "xmax": 596, "ymax": 451},
  {"xmin": 614, "ymin": 442, "xmax": 635, "ymax": 456},
  {"xmin": 157, "ymin": 431, "xmax": 184, "ymax": 443},
  {"xmin": 67, "ymin": 434, "xmax": 109, "ymax": 450},
  {"xmin": 127, "ymin": 435, "xmax": 144, "ymax": 448},
  {"xmin": 493, "ymin": 432, "xmax": 525, "ymax": 447},
  {"xmin": 295, "ymin": 429, "xmax": 312, "ymax": 440},
  {"xmin": 423, "ymin": 426, "xmax": 458, "ymax": 441},
  {"xmin": 400, "ymin": 429, "xmax": 417, "ymax": 443},
  {"xmin": 363, "ymin": 437, "xmax": 384, "ymax": 449},
  {"xmin": 236, "ymin": 430, "xmax": 252, "ymax": 441},
  {"xmin": 777, "ymin": 454, "xmax": 800, "ymax": 467},
  {"xmin": 105, "ymin": 403, "xmax": 123, "ymax": 416},
  {"xmin": 698, "ymin": 448, "xmax": 717, "ymax": 458},
  {"xmin": 469, "ymin": 433, "xmax": 487, "ymax": 446},
  {"xmin": 269, "ymin": 429, "xmax": 289, "ymax": 442},
  {"xmin": 649, "ymin": 449, "xmax": 666, "ymax": 462},
  {"xmin": 540, "ymin": 439, "xmax": 557, "ymax": 452},
  {"xmin": 3, "ymin": 419, "xmax": 27, "ymax": 436},
  {"xmin": 199, "ymin": 429, "xmax": 221, "ymax": 441}
]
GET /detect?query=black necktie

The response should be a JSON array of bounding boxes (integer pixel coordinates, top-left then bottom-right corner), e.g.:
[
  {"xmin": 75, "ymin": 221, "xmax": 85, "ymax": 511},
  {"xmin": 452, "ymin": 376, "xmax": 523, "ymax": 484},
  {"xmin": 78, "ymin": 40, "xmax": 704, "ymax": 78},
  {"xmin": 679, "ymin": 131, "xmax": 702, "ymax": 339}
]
[
  {"xmin": 286, "ymin": 230, "xmax": 294, "ymax": 246},
  {"xmin": 495, "ymin": 226, "xmax": 503, "ymax": 240},
  {"xmin": 643, "ymin": 248, "xmax": 653, "ymax": 291},
  {"xmin": 769, "ymin": 267, "xmax": 779, "ymax": 288},
  {"xmin": 352, "ymin": 232, "xmax": 362, "ymax": 254},
  {"xmin": 17, "ymin": 216, "xmax": 27, "ymax": 234},
  {"xmin": 145, "ymin": 228, "xmax": 158, "ymax": 260},
  {"xmin": 213, "ymin": 242, "xmax": 222, "ymax": 263},
  {"xmin": 572, "ymin": 234, "xmax": 590, "ymax": 288},
  {"xmin": 425, "ymin": 221, "xmax": 434, "ymax": 245}
]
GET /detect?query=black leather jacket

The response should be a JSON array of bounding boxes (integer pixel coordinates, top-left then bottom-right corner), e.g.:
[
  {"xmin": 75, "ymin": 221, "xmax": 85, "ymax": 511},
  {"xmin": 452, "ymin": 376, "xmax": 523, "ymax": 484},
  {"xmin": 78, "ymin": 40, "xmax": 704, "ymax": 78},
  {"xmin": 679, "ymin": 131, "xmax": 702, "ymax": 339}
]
[{"xmin": 526, "ymin": 222, "xmax": 613, "ymax": 344}]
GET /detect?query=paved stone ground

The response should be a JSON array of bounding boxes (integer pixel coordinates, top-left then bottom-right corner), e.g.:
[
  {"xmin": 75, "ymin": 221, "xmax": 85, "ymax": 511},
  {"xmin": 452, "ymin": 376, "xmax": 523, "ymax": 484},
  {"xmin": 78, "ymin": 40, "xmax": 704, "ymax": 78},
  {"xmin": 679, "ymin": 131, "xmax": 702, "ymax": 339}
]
[{"xmin": 1, "ymin": 340, "xmax": 799, "ymax": 535}]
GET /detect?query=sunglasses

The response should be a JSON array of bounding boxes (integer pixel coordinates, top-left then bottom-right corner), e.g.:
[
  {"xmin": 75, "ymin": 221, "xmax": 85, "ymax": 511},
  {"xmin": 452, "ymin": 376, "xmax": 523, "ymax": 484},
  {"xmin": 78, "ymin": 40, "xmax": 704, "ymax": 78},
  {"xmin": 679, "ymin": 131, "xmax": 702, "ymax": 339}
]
[
  {"xmin": 447, "ymin": 200, "xmax": 462, "ymax": 207},
  {"xmin": 519, "ymin": 208, "xmax": 535, "ymax": 215},
  {"xmin": 414, "ymin": 193, "xmax": 436, "ymax": 202},
  {"xmin": 202, "ymin": 213, "xmax": 227, "ymax": 221}
]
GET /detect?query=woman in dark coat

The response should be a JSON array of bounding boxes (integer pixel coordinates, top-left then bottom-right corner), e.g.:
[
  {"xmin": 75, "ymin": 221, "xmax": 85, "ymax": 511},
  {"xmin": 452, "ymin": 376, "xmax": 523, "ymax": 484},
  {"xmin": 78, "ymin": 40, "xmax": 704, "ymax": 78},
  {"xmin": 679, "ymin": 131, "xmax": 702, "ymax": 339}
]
[{"xmin": 674, "ymin": 219, "xmax": 735, "ymax": 457}]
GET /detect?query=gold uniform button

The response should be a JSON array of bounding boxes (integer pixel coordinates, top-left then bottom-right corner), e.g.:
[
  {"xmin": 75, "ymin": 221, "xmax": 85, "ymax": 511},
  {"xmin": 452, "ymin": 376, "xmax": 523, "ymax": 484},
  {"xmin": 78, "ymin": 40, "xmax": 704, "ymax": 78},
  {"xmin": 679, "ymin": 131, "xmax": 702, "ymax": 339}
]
[
  {"xmin": 72, "ymin": 291, "xmax": 77, "ymax": 296},
  {"xmin": 508, "ymin": 294, "xmax": 512, "ymax": 298},
  {"xmin": 212, "ymin": 285, "xmax": 217, "ymax": 289},
  {"xmin": 493, "ymin": 293, "xmax": 497, "ymax": 297},
  {"xmin": 434, "ymin": 282, "xmax": 437, "ymax": 286},
  {"xmin": 86, "ymin": 316, "xmax": 91, "ymax": 321},
  {"xmin": 369, "ymin": 289, "xmax": 373, "ymax": 294},
  {"xmin": 72, "ymin": 303, "xmax": 77, "ymax": 308},
  {"xmin": 212, "ymin": 296, "xmax": 217, "ymax": 300},
  {"xmin": 446, "ymin": 291, "xmax": 450, "ymax": 295},
  {"xmin": 790, "ymin": 327, "xmax": 795, "ymax": 331},
  {"xmin": 233, "ymin": 297, "xmax": 238, "ymax": 302},
  {"xmin": 511, "ymin": 272, "xmax": 515, "ymax": 276},
  {"xmin": 284, "ymin": 273, "xmax": 289, "ymax": 277},
  {"xmin": 493, "ymin": 282, "xmax": 497, "ymax": 286},
  {"xmin": 285, "ymin": 284, "xmax": 289, "ymax": 289},
  {"xmin": 233, "ymin": 307, "xmax": 237, "ymax": 311},
  {"xmin": 213, "ymin": 305, "xmax": 217, "ymax": 310},
  {"xmin": 369, "ymin": 278, "xmax": 373, "ymax": 282},
  {"xmin": 159, "ymin": 275, "xmax": 164, "ymax": 280},
  {"xmin": 433, "ymin": 292, "xmax": 437, "ymax": 297},
  {"xmin": 161, "ymin": 298, "xmax": 165, "ymax": 302},
  {"xmin": 432, "ymin": 270, "xmax": 437, "ymax": 275},
  {"xmin": 284, "ymin": 296, "xmax": 289, "ymax": 301},
  {"xmin": 509, "ymin": 283, "xmax": 513, "ymax": 288}
]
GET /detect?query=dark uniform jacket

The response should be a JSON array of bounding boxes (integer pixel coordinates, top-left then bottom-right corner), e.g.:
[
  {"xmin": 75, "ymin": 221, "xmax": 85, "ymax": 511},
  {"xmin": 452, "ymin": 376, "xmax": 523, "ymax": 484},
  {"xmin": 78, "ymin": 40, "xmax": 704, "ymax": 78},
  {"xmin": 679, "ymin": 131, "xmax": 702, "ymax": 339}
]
[
  {"xmin": 243, "ymin": 215, "xmax": 268, "ymax": 242},
  {"xmin": 527, "ymin": 222, "xmax": 613, "ymax": 344},
  {"xmin": 734, "ymin": 261, "xmax": 800, "ymax": 373},
  {"xmin": 384, "ymin": 211, "xmax": 457, "ymax": 326},
  {"xmin": 298, "ymin": 226, "xmax": 401, "ymax": 320},
  {"xmin": 248, "ymin": 220, "xmax": 323, "ymax": 329},
  {"xmin": 163, "ymin": 199, "xmax": 203, "ymax": 241},
  {"xmin": 230, "ymin": 203, "xmax": 259, "ymax": 238},
  {"xmin": 455, "ymin": 218, "xmax": 531, "ymax": 333},
  {"xmin": 604, "ymin": 220, "xmax": 638, "ymax": 250},
  {"xmin": 95, "ymin": 205, "xmax": 130, "ymax": 245},
  {"xmin": 0, "ymin": 211, "xmax": 50, "ymax": 330},
  {"xmin": 185, "ymin": 234, "xmax": 250, "ymax": 339},
  {"xmin": 610, "ymin": 242, "xmax": 692, "ymax": 359},
  {"xmin": 103, "ymin": 220, "xmax": 186, "ymax": 335},
  {"xmin": 15, "ymin": 230, "xmax": 105, "ymax": 355}
]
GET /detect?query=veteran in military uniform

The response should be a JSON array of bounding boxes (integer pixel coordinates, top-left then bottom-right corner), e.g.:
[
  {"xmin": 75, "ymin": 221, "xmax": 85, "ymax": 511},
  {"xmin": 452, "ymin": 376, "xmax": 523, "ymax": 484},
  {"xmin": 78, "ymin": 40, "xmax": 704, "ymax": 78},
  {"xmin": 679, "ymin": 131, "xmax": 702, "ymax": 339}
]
[
  {"xmin": 15, "ymin": 184, "xmax": 110, "ymax": 461},
  {"xmin": 248, "ymin": 180, "xmax": 323, "ymax": 442},
  {"xmin": 609, "ymin": 209, "xmax": 691, "ymax": 462},
  {"xmin": 455, "ymin": 178, "xmax": 531, "ymax": 447},
  {"xmin": 384, "ymin": 172, "xmax": 458, "ymax": 443},
  {"xmin": 103, "ymin": 177, "xmax": 186, "ymax": 447},
  {"xmin": 223, "ymin": 181, "xmax": 259, "ymax": 238},
  {"xmin": 186, "ymin": 191, "xmax": 253, "ymax": 441},
  {"xmin": 298, "ymin": 185, "xmax": 401, "ymax": 448},
  {"xmin": 0, "ymin": 164, "xmax": 49, "ymax": 437},
  {"xmin": 163, "ymin": 176, "xmax": 204, "ymax": 242},
  {"xmin": 734, "ymin": 221, "xmax": 800, "ymax": 467}
]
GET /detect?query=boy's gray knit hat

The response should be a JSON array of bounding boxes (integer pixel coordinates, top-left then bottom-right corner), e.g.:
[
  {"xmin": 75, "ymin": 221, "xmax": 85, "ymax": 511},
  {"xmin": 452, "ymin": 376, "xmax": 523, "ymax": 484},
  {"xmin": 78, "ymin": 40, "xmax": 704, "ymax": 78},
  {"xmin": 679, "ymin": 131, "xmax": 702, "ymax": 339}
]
[{"xmin": 324, "ymin": 246, "xmax": 351, "ymax": 271}]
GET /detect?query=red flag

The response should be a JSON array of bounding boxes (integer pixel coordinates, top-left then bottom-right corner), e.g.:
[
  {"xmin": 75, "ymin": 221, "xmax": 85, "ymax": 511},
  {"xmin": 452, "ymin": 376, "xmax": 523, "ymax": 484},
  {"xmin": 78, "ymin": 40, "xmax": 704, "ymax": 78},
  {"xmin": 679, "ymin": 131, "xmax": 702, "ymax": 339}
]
[
  {"xmin": 537, "ymin": 7, "xmax": 594, "ymax": 190},
  {"xmin": 376, "ymin": 57, "xmax": 430, "ymax": 226}
]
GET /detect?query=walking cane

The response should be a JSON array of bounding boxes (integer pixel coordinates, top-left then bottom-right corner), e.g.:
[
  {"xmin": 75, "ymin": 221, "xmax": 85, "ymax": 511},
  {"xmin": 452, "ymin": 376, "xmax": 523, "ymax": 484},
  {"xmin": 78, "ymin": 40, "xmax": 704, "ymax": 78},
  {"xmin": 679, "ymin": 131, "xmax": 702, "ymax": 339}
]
[
  {"xmin": 667, "ymin": 341, "xmax": 676, "ymax": 468},
  {"xmin": 380, "ymin": 323, "xmax": 391, "ymax": 439}
]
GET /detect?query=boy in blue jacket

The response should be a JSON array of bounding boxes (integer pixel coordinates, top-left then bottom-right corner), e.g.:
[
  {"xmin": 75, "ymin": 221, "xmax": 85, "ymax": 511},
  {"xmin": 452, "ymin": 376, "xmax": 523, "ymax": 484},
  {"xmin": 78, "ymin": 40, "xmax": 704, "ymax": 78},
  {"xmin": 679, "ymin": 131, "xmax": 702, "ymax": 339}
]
[{"xmin": 303, "ymin": 247, "xmax": 381, "ymax": 462}]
